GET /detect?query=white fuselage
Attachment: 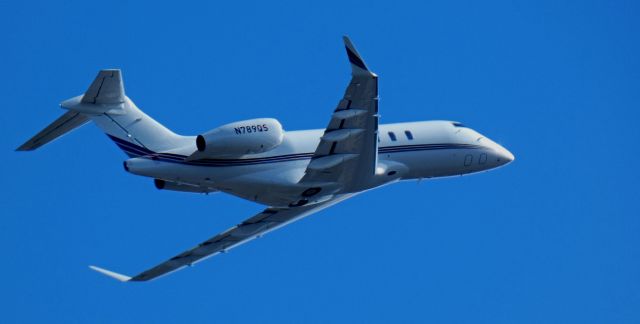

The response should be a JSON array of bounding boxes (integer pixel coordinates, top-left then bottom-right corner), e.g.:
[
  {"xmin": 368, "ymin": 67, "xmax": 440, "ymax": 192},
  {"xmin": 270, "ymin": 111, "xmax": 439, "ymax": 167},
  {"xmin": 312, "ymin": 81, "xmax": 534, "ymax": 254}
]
[{"xmin": 123, "ymin": 120, "xmax": 513, "ymax": 206}]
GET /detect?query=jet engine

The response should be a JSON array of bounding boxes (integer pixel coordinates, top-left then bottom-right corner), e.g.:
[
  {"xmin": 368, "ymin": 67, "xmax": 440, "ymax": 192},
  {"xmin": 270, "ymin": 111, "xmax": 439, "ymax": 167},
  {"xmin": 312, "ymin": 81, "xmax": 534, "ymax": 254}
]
[{"xmin": 195, "ymin": 118, "xmax": 284, "ymax": 157}]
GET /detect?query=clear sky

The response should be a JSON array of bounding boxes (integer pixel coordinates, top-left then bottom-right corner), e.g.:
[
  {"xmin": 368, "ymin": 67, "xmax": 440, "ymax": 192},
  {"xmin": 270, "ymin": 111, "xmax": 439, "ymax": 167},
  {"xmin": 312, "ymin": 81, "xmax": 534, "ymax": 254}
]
[{"xmin": 1, "ymin": 0, "xmax": 639, "ymax": 323}]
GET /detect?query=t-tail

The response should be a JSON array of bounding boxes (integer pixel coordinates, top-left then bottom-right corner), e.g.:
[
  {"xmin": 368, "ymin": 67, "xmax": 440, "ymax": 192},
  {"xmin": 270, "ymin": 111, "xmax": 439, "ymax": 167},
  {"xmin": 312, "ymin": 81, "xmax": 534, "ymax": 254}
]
[{"xmin": 16, "ymin": 69, "xmax": 190, "ymax": 156}]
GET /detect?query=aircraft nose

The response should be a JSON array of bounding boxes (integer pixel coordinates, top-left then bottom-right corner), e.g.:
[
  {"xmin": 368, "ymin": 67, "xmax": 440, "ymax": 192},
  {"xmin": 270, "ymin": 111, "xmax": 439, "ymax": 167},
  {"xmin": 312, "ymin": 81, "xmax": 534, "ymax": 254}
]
[{"xmin": 495, "ymin": 144, "xmax": 514, "ymax": 165}]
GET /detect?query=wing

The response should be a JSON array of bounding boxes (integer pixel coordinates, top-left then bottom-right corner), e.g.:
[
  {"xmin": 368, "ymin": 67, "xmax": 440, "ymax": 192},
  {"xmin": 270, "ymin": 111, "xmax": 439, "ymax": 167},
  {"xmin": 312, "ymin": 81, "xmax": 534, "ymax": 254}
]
[
  {"xmin": 90, "ymin": 193, "xmax": 356, "ymax": 282},
  {"xmin": 299, "ymin": 36, "xmax": 379, "ymax": 191}
]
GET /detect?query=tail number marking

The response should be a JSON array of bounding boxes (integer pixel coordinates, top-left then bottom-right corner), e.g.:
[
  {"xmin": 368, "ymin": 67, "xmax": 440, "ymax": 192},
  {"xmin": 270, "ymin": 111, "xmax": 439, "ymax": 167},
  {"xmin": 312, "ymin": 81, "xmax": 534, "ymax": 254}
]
[{"xmin": 234, "ymin": 124, "xmax": 269, "ymax": 134}]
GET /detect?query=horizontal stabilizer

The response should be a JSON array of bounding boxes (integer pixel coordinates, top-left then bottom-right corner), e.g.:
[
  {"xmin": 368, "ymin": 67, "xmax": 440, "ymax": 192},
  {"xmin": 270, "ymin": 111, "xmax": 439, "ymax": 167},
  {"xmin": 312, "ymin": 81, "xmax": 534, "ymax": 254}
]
[
  {"xmin": 16, "ymin": 110, "xmax": 90, "ymax": 151},
  {"xmin": 89, "ymin": 265, "xmax": 131, "ymax": 282}
]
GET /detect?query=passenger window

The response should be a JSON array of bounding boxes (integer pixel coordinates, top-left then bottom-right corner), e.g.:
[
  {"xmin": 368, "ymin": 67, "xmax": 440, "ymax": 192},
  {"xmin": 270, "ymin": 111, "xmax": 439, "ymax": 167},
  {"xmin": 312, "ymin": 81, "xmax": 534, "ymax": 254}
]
[
  {"xmin": 404, "ymin": 130, "xmax": 413, "ymax": 140},
  {"xmin": 388, "ymin": 132, "xmax": 397, "ymax": 141}
]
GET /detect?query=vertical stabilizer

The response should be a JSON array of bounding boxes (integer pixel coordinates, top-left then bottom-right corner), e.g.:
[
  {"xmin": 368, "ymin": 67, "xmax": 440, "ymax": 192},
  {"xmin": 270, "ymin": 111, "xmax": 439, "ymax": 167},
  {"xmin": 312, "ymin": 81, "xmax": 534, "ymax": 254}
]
[{"xmin": 82, "ymin": 69, "xmax": 125, "ymax": 105}]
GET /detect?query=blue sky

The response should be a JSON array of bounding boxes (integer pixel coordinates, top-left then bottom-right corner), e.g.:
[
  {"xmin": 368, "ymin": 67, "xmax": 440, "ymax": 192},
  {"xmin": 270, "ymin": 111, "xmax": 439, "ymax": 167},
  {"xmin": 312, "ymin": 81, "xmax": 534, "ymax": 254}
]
[{"xmin": 1, "ymin": 0, "xmax": 639, "ymax": 323}]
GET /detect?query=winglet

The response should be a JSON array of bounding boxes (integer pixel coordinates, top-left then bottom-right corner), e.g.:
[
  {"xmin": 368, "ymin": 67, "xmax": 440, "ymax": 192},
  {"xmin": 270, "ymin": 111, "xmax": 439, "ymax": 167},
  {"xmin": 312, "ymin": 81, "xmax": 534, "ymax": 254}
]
[
  {"xmin": 89, "ymin": 265, "xmax": 132, "ymax": 282},
  {"xmin": 342, "ymin": 36, "xmax": 376, "ymax": 77}
]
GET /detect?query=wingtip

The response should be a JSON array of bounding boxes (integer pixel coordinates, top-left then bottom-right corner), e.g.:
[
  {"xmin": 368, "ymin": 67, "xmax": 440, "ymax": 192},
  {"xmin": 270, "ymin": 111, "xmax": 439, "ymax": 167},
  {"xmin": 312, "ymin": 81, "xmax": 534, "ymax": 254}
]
[
  {"xmin": 341, "ymin": 36, "xmax": 372, "ymax": 74},
  {"xmin": 16, "ymin": 142, "xmax": 35, "ymax": 151},
  {"xmin": 89, "ymin": 265, "xmax": 132, "ymax": 282}
]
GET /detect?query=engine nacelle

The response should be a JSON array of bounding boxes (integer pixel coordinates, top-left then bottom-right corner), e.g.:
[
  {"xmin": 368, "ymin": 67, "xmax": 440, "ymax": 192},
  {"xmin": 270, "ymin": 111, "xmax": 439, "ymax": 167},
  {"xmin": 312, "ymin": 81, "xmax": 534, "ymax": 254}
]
[{"xmin": 195, "ymin": 118, "xmax": 284, "ymax": 157}]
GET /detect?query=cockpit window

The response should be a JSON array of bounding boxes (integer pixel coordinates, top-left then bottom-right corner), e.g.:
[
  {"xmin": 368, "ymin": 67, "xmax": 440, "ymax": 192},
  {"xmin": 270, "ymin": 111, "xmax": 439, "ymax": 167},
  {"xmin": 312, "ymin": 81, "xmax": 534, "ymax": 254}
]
[
  {"xmin": 388, "ymin": 132, "xmax": 397, "ymax": 141},
  {"xmin": 452, "ymin": 122, "xmax": 466, "ymax": 128}
]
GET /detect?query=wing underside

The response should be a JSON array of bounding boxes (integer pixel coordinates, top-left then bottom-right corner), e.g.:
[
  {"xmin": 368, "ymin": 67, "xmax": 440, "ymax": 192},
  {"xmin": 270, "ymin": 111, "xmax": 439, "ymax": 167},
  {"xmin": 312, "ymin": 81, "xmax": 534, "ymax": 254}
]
[{"xmin": 91, "ymin": 194, "xmax": 355, "ymax": 281}]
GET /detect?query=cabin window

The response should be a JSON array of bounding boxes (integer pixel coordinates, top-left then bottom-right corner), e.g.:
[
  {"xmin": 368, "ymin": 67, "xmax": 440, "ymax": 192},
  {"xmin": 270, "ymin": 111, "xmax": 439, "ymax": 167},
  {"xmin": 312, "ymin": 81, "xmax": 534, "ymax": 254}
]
[
  {"xmin": 404, "ymin": 130, "xmax": 414, "ymax": 140},
  {"xmin": 388, "ymin": 132, "xmax": 397, "ymax": 141}
]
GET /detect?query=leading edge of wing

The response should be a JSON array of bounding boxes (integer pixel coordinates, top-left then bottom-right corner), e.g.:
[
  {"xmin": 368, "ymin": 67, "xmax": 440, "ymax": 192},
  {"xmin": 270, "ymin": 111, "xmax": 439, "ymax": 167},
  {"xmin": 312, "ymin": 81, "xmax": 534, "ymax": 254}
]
[{"xmin": 89, "ymin": 193, "xmax": 356, "ymax": 282}]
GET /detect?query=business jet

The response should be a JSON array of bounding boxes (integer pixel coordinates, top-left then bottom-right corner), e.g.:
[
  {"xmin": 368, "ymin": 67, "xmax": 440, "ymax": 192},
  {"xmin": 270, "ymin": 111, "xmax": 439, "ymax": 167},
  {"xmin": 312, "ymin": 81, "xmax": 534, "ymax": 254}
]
[{"xmin": 17, "ymin": 37, "xmax": 514, "ymax": 282}]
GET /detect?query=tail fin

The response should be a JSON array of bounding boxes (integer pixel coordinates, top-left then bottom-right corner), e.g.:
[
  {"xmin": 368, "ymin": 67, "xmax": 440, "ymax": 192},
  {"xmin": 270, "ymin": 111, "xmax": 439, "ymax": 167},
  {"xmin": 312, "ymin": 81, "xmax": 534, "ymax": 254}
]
[{"xmin": 17, "ymin": 69, "xmax": 190, "ymax": 156}]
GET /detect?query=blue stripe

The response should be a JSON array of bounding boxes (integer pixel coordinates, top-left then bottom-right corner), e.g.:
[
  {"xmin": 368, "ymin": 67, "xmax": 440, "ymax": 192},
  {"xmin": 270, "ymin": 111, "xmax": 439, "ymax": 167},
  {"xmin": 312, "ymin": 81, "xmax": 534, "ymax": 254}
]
[
  {"xmin": 186, "ymin": 152, "xmax": 314, "ymax": 164},
  {"xmin": 115, "ymin": 142, "xmax": 150, "ymax": 157},
  {"xmin": 107, "ymin": 134, "xmax": 484, "ymax": 167},
  {"xmin": 380, "ymin": 143, "xmax": 483, "ymax": 153},
  {"xmin": 107, "ymin": 135, "xmax": 154, "ymax": 156}
]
